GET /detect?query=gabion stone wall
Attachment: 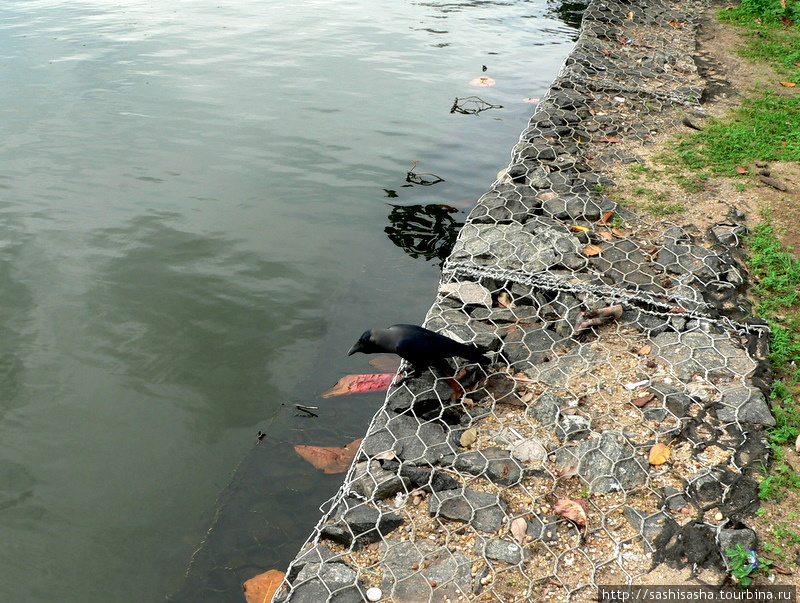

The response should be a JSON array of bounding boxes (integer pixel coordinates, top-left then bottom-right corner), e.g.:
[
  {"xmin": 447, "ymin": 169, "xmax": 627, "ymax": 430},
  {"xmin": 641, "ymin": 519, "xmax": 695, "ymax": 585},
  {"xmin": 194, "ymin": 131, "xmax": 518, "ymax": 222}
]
[{"xmin": 274, "ymin": 0, "xmax": 774, "ymax": 601}]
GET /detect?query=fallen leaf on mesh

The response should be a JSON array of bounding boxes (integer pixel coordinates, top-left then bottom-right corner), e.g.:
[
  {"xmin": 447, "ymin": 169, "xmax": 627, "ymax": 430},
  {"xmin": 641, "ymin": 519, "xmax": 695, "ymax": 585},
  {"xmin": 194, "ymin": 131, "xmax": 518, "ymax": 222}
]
[
  {"xmin": 779, "ymin": 81, "xmax": 797, "ymax": 87},
  {"xmin": 598, "ymin": 230, "xmax": 614, "ymax": 241},
  {"xmin": 649, "ymin": 443, "xmax": 671, "ymax": 465},
  {"xmin": 637, "ymin": 344, "xmax": 652, "ymax": 355},
  {"xmin": 470, "ymin": 76, "xmax": 496, "ymax": 87},
  {"xmin": 496, "ymin": 291, "xmax": 514, "ymax": 308},
  {"xmin": 569, "ymin": 224, "xmax": 591, "ymax": 232},
  {"xmin": 496, "ymin": 168, "xmax": 509, "ymax": 181},
  {"xmin": 373, "ymin": 450, "xmax": 397, "ymax": 461},
  {"xmin": 597, "ymin": 136, "xmax": 622, "ymax": 143},
  {"xmin": 244, "ymin": 569, "xmax": 286, "ymax": 603},
  {"xmin": 583, "ymin": 243, "xmax": 602, "ymax": 257},
  {"xmin": 576, "ymin": 305, "xmax": 624, "ymax": 330},
  {"xmin": 669, "ymin": 18, "xmax": 685, "ymax": 28},
  {"xmin": 631, "ymin": 393, "xmax": 654, "ymax": 408},
  {"xmin": 557, "ymin": 465, "xmax": 579, "ymax": 478},
  {"xmin": 510, "ymin": 517, "xmax": 527, "ymax": 544},
  {"xmin": 369, "ymin": 356, "xmax": 401, "ymax": 372},
  {"xmin": 321, "ymin": 373, "xmax": 395, "ymax": 398},
  {"xmin": 623, "ymin": 10, "xmax": 634, "ymax": 20},
  {"xmin": 294, "ymin": 438, "xmax": 363, "ymax": 474},
  {"xmin": 611, "ymin": 227, "xmax": 630, "ymax": 237},
  {"xmin": 735, "ymin": 165, "xmax": 749, "ymax": 175},
  {"xmin": 599, "ymin": 210, "xmax": 616, "ymax": 225},
  {"xmin": 554, "ymin": 498, "xmax": 588, "ymax": 528},
  {"xmin": 410, "ymin": 489, "xmax": 427, "ymax": 506},
  {"xmin": 668, "ymin": 307, "xmax": 688, "ymax": 314}
]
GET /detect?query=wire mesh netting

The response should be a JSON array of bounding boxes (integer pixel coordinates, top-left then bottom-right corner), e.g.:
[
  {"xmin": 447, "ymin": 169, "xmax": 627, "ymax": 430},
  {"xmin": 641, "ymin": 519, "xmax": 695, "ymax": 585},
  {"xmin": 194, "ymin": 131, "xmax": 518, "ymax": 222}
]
[{"xmin": 273, "ymin": 0, "xmax": 775, "ymax": 601}]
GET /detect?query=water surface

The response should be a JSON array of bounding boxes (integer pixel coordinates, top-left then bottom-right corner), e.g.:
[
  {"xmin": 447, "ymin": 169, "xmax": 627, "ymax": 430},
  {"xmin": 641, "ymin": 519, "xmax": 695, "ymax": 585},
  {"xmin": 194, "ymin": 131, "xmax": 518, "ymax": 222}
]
[{"xmin": 0, "ymin": 1, "xmax": 578, "ymax": 600}]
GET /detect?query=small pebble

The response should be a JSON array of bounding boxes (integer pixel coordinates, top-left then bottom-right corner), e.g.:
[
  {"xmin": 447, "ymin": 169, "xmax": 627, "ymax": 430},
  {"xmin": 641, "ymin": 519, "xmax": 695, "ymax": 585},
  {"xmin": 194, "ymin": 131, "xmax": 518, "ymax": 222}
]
[
  {"xmin": 714, "ymin": 511, "xmax": 724, "ymax": 521},
  {"xmin": 366, "ymin": 586, "xmax": 382, "ymax": 601}
]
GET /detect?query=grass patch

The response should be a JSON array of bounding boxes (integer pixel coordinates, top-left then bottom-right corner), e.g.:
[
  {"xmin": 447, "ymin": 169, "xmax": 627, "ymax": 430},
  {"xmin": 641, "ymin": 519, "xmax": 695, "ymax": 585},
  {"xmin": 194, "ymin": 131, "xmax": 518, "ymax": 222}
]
[
  {"xmin": 667, "ymin": 92, "xmax": 800, "ymax": 175},
  {"xmin": 746, "ymin": 213, "xmax": 800, "ymax": 503}
]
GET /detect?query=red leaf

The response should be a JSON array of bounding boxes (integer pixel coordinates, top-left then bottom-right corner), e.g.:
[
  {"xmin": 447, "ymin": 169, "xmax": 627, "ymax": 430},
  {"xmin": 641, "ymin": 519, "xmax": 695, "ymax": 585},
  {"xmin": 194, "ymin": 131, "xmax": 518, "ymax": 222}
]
[
  {"xmin": 321, "ymin": 373, "xmax": 394, "ymax": 398},
  {"xmin": 244, "ymin": 569, "xmax": 286, "ymax": 603},
  {"xmin": 294, "ymin": 438, "xmax": 363, "ymax": 474},
  {"xmin": 735, "ymin": 165, "xmax": 748, "ymax": 174}
]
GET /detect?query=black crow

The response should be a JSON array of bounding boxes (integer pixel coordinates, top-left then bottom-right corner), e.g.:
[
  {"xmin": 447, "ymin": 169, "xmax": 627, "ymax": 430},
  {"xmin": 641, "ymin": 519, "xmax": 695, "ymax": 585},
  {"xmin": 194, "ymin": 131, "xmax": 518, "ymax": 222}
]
[{"xmin": 348, "ymin": 324, "xmax": 491, "ymax": 380}]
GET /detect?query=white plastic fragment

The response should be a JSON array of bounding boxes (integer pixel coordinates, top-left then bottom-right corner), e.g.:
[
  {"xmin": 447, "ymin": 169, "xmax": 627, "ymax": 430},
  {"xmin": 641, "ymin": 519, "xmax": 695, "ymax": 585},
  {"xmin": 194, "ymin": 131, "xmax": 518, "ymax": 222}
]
[
  {"xmin": 366, "ymin": 586, "xmax": 383, "ymax": 601},
  {"xmin": 624, "ymin": 379, "xmax": 649, "ymax": 390}
]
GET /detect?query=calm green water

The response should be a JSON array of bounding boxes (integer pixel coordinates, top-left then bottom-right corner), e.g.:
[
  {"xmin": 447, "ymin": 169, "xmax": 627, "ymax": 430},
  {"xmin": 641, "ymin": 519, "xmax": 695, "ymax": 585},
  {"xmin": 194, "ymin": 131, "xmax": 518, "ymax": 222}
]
[{"xmin": 0, "ymin": 1, "xmax": 578, "ymax": 600}]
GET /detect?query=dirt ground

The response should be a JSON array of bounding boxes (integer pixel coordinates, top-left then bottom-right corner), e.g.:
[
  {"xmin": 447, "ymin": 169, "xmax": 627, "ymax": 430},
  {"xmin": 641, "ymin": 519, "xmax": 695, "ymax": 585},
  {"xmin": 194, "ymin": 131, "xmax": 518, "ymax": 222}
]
[{"xmin": 597, "ymin": 11, "xmax": 800, "ymax": 590}]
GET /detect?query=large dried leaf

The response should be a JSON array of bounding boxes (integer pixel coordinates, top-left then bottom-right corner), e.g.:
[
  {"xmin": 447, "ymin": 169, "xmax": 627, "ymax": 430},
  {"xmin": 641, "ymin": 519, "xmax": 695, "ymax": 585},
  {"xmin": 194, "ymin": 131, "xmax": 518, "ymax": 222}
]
[
  {"xmin": 582, "ymin": 243, "xmax": 602, "ymax": 257},
  {"xmin": 649, "ymin": 443, "xmax": 671, "ymax": 465},
  {"xmin": 554, "ymin": 498, "xmax": 588, "ymax": 528},
  {"xmin": 244, "ymin": 569, "xmax": 286, "ymax": 603},
  {"xmin": 510, "ymin": 517, "xmax": 527, "ymax": 545},
  {"xmin": 321, "ymin": 373, "xmax": 394, "ymax": 398},
  {"xmin": 295, "ymin": 438, "xmax": 363, "ymax": 474}
]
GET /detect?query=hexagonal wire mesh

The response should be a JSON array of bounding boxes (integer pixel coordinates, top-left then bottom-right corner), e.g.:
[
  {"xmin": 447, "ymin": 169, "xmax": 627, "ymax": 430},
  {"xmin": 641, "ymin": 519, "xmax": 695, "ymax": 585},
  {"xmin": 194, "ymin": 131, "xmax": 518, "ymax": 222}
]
[{"xmin": 274, "ymin": 0, "xmax": 774, "ymax": 601}]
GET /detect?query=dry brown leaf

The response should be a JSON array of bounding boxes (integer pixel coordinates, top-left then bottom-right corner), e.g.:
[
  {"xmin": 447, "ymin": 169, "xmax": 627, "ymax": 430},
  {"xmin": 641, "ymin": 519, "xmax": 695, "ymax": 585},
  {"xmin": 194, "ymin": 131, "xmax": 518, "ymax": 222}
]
[
  {"xmin": 497, "ymin": 291, "xmax": 513, "ymax": 308},
  {"xmin": 597, "ymin": 136, "xmax": 623, "ymax": 143},
  {"xmin": 611, "ymin": 227, "xmax": 630, "ymax": 237},
  {"xmin": 554, "ymin": 498, "xmax": 588, "ymax": 528},
  {"xmin": 598, "ymin": 230, "xmax": 614, "ymax": 241},
  {"xmin": 294, "ymin": 438, "xmax": 363, "ymax": 474},
  {"xmin": 583, "ymin": 243, "xmax": 602, "ymax": 257},
  {"xmin": 321, "ymin": 373, "xmax": 394, "ymax": 398},
  {"xmin": 244, "ymin": 569, "xmax": 286, "ymax": 603},
  {"xmin": 649, "ymin": 442, "xmax": 671, "ymax": 465},
  {"xmin": 557, "ymin": 465, "xmax": 579, "ymax": 478},
  {"xmin": 569, "ymin": 224, "xmax": 592, "ymax": 232},
  {"xmin": 624, "ymin": 10, "xmax": 634, "ymax": 20},
  {"xmin": 668, "ymin": 18, "xmax": 684, "ymax": 28},
  {"xmin": 779, "ymin": 81, "xmax": 797, "ymax": 87},
  {"xmin": 510, "ymin": 517, "xmax": 527, "ymax": 544},
  {"xmin": 599, "ymin": 210, "xmax": 616, "ymax": 225},
  {"xmin": 637, "ymin": 344, "xmax": 652, "ymax": 355},
  {"xmin": 735, "ymin": 165, "xmax": 749, "ymax": 174}
]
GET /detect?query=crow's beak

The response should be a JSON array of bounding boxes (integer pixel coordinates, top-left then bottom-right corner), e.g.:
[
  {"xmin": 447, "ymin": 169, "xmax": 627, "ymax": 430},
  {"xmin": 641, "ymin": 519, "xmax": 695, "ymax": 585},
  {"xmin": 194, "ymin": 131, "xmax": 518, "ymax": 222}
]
[{"xmin": 347, "ymin": 342, "xmax": 363, "ymax": 356}]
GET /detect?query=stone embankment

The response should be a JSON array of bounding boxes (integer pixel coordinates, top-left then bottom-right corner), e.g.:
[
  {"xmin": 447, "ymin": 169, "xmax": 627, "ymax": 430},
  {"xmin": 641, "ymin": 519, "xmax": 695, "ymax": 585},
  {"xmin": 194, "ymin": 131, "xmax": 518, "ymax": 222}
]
[{"xmin": 273, "ymin": 0, "xmax": 776, "ymax": 601}]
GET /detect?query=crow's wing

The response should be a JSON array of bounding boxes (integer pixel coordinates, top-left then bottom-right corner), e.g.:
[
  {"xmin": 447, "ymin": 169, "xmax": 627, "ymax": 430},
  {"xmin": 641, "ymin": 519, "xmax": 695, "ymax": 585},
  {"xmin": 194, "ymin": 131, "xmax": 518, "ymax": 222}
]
[{"xmin": 390, "ymin": 324, "xmax": 489, "ymax": 365}]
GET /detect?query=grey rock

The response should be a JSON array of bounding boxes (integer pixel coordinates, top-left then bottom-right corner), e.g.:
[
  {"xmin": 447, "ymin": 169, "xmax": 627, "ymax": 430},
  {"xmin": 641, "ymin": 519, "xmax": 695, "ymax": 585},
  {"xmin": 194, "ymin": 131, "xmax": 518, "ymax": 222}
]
[
  {"xmin": 380, "ymin": 413, "xmax": 458, "ymax": 465},
  {"xmin": 385, "ymin": 373, "xmax": 458, "ymax": 414},
  {"xmin": 321, "ymin": 498, "xmax": 404, "ymax": 547},
  {"xmin": 556, "ymin": 414, "xmax": 591, "ymax": 442},
  {"xmin": 656, "ymin": 243, "xmax": 722, "ymax": 281},
  {"xmin": 623, "ymin": 507, "xmax": 677, "ymax": 553},
  {"xmin": 509, "ymin": 438, "xmax": 549, "ymax": 466},
  {"xmin": 289, "ymin": 561, "xmax": 362, "ymax": 603},
  {"xmin": 716, "ymin": 384, "xmax": 775, "ymax": 426},
  {"xmin": 663, "ymin": 486, "xmax": 688, "ymax": 511},
  {"xmin": 453, "ymin": 447, "xmax": 523, "ymax": 486},
  {"xmin": 648, "ymin": 381, "xmax": 692, "ymax": 419},
  {"xmin": 429, "ymin": 487, "xmax": 507, "ymax": 533},
  {"xmin": 555, "ymin": 431, "xmax": 648, "ymax": 493},
  {"xmin": 688, "ymin": 470, "xmax": 724, "ymax": 506},
  {"xmin": 526, "ymin": 392, "xmax": 564, "ymax": 426},
  {"xmin": 542, "ymin": 195, "xmax": 603, "ymax": 221},
  {"xmin": 590, "ymin": 239, "xmax": 665, "ymax": 293},
  {"xmin": 439, "ymin": 281, "xmax": 492, "ymax": 306},
  {"xmin": 527, "ymin": 514, "xmax": 559, "ymax": 542},
  {"xmin": 380, "ymin": 460, "xmax": 461, "ymax": 492},
  {"xmin": 379, "ymin": 539, "xmax": 472, "ymax": 603},
  {"xmin": 649, "ymin": 331, "xmax": 756, "ymax": 381},
  {"xmin": 350, "ymin": 461, "xmax": 410, "ymax": 500},
  {"xmin": 501, "ymin": 325, "xmax": 566, "ymax": 370},
  {"xmin": 475, "ymin": 537, "xmax": 524, "ymax": 565}
]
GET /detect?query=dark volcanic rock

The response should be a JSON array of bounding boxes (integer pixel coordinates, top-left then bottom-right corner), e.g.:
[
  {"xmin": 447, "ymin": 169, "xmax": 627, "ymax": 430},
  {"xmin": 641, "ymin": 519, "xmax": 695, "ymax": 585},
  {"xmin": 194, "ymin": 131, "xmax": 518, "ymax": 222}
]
[
  {"xmin": 453, "ymin": 447, "xmax": 524, "ymax": 486},
  {"xmin": 429, "ymin": 487, "xmax": 507, "ymax": 532}
]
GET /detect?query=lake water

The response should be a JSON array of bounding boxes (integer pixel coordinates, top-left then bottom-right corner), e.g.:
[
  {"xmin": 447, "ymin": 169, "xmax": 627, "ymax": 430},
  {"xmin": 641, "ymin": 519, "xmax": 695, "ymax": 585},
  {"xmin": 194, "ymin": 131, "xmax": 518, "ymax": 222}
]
[{"xmin": 0, "ymin": 1, "xmax": 579, "ymax": 600}]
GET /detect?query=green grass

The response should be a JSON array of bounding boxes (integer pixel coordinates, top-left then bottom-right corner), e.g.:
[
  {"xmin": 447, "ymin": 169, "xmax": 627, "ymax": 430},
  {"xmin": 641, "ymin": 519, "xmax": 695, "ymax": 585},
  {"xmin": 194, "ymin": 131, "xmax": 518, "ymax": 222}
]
[
  {"xmin": 746, "ymin": 213, "xmax": 800, "ymax": 503},
  {"xmin": 668, "ymin": 92, "xmax": 800, "ymax": 175}
]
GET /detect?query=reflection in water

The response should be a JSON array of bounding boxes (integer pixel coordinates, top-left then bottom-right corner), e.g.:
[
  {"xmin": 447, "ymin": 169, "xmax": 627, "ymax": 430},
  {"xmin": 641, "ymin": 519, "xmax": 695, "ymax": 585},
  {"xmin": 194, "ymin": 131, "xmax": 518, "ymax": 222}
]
[
  {"xmin": 384, "ymin": 203, "xmax": 464, "ymax": 264},
  {"xmin": 547, "ymin": 0, "xmax": 588, "ymax": 31}
]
